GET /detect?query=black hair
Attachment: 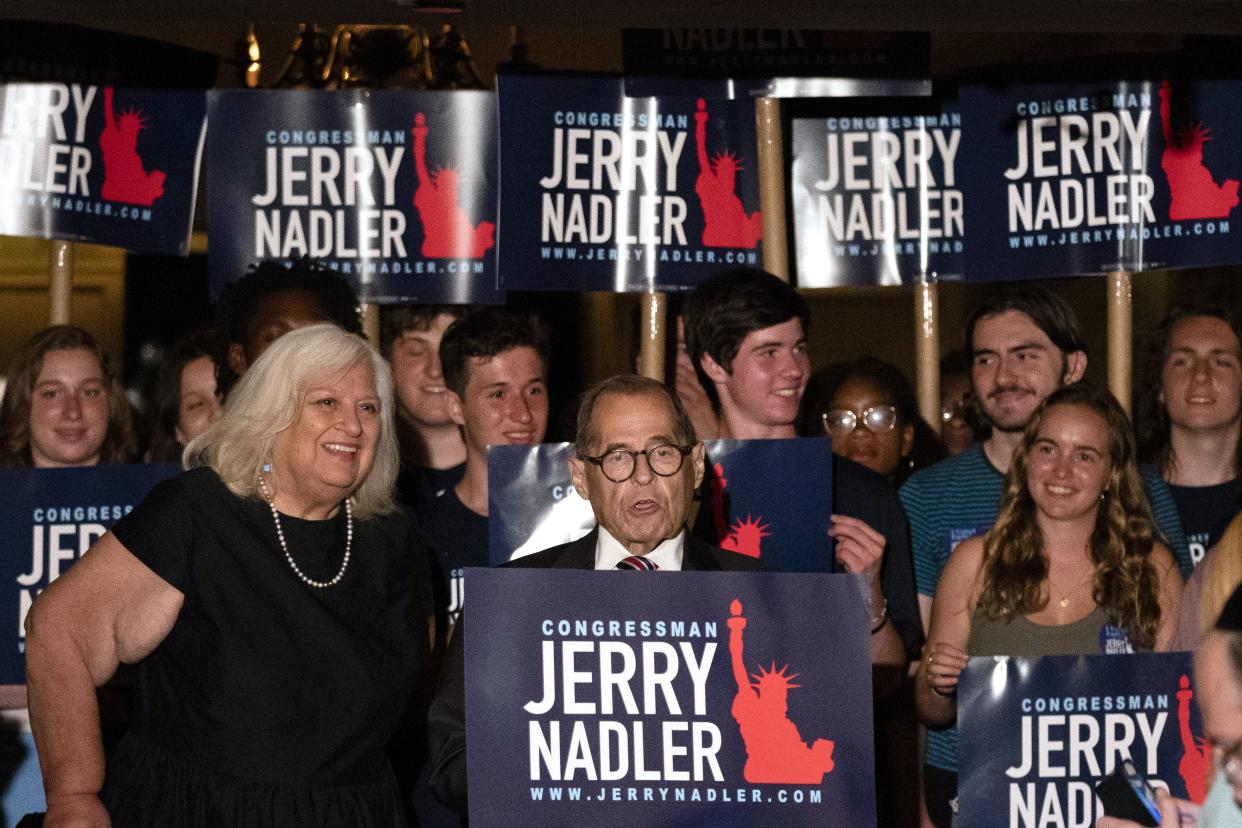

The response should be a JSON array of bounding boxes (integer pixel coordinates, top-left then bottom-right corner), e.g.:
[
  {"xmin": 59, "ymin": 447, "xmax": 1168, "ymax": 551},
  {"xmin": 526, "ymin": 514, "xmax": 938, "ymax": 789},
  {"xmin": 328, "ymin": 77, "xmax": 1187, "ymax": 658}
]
[
  {"xmin": 801, "ymin": 357, "xmax": 946, "ymax": 483},
  {"xmin": 682, "ymin": 268, "xmax": 810, "ymax": 408},
  {"xmin": 439, "ymin": 308, "xmax": 550, "ymax": 398},
  {"xmin": 214, "ymin": 258, "xmax": 361, "ymax": 396}
]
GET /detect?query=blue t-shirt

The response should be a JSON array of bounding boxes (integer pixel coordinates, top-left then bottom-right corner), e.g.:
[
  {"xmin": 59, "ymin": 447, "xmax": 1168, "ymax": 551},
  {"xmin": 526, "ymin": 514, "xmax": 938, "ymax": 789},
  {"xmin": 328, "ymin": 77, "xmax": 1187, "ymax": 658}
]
[{"xmin": 899, "ymin": 444, "xmax": 1190, "ymax": 772}]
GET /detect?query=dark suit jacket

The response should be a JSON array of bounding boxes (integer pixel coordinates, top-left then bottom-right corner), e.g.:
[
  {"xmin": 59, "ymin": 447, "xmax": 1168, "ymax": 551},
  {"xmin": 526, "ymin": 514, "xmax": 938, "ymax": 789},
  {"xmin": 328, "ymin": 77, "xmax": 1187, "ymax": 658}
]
[
  {"xmin": 425, "ymin": 529, "xmax": 760, "ymax": 817},
  {"xmin": 507, "ymin": 527, "xmax": 764, "ymax": 572}
]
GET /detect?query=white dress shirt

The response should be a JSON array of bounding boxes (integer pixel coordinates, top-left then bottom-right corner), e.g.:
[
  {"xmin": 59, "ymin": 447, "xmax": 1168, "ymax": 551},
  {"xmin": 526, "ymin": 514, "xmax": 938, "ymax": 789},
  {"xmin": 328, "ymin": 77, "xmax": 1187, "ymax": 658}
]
[{"xmin": 593, "ymin": 526, "xmax": 685, "ymax": 571}]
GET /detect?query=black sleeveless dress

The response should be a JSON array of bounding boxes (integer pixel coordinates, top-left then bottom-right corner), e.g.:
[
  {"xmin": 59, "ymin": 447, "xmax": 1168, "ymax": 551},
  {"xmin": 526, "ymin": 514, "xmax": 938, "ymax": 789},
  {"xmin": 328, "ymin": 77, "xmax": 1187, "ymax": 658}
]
[{"xmin": 101, "ymin": 467, "xmax": 432, "ymax": 826}]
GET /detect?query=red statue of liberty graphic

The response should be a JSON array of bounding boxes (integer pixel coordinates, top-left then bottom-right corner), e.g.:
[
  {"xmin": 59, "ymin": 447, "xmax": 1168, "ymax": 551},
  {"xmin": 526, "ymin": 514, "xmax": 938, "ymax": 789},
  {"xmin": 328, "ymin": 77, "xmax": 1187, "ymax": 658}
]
[
  {"xmin": 99, "ymin": 87, "xmax": 165, "ymax": 206},
  {"xmin": 721, "ymin": 515, "xmax": 772, "ymax": 559},
  {"xmin": 694, "ymin": 99, "xmax": 763, "ymax": 249},
  {"xmin": 411, "ymin": 112, "xmax": 495, "ymax": 258},
  {"xmin": 1159, "ymin": 80, "xmax": 1239, "ymax": 221},
  {"xmin": 1177, "ymin": 674, "xmax": 1211, "ymax": 803},
  {"xmin": 709, "ymin": 462, "xmax": 770, "ymax": 558},
  {"xmin": 727, "ymin": 598, "xmax": 834, "ymax": 784}
]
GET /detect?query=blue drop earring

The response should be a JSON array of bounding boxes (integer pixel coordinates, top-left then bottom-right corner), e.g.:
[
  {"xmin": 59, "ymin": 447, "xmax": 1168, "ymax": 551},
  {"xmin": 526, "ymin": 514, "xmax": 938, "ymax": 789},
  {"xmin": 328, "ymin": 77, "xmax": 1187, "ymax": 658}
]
[{"xmin": 262, "ymin": 462, "xmax": 272, "ymax": 473}]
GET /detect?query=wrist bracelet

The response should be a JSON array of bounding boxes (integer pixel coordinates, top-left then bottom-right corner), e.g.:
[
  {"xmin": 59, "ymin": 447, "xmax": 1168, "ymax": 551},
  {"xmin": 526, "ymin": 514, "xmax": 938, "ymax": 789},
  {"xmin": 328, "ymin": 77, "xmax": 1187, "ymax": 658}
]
[
  {"xmin": 869, "ymin": 599, "xmax": 888, "ymax": 634},
  {"xmin": 930, "ymin": 685, "xmax": 954, "ymax": 699}
]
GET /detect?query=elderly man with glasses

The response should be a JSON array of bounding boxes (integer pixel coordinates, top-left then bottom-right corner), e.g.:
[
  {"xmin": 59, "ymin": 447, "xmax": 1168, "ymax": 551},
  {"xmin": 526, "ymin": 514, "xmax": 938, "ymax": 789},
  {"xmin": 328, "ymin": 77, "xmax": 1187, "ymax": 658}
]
[
  {"xmin": 424, "ymin": 375, "xmax": 761, "ymax": 817},
  {"xmin": 517, "ymin": 374, "xmax": 766, "ymax": 571}
]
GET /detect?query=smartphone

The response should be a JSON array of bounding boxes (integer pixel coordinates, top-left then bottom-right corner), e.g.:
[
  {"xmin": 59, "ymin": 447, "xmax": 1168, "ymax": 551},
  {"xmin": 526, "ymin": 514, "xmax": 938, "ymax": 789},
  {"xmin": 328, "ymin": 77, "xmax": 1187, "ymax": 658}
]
[{"xmin": 1095, "ymin": 758, "xmax": 1161, "ymax": 826}]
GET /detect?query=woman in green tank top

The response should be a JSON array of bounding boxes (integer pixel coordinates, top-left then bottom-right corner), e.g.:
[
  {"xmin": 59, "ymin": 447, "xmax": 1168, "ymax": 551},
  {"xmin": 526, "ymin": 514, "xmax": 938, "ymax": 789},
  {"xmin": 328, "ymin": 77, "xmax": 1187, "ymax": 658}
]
[{"xmin": 916, "ymin": 384, "xmax": 1183, "ymax": 726}]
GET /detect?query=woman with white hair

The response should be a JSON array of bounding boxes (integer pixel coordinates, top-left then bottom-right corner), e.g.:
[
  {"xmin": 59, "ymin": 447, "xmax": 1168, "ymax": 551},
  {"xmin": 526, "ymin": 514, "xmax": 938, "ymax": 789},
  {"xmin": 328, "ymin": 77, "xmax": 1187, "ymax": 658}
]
[{"xmin": 25, "ymin": 323, "xmax": 432, "ymax": 826}]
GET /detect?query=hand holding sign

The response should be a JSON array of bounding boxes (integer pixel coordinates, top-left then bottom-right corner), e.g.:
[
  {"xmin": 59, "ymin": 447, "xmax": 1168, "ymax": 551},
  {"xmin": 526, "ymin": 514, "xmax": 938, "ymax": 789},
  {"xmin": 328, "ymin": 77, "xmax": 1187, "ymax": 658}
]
[
  {"xmin": 828, "ymin": 513, "xmax": 885, "ymax": 587},
  {"xmin": 922, "ymin": 640, "xmax": 969, "ymax": 698}
]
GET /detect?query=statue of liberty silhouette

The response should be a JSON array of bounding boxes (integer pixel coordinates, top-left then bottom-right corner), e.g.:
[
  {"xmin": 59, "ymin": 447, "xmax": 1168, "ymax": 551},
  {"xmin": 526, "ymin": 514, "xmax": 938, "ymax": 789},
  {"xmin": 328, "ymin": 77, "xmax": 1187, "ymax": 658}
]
[
  {"xmin": 411, "ymin": 112, "xmax": 495, "ymax": 258},
  {"xmin": 694, "ymin": 99, "xmax": 763, "ymax": 249},
  {"xmin": 1177, "ymin": 674, "xmax": 1210, "ymax": 803},
  {"xmin": 709, "ymin": 462, "xmax": 769, "ymax": 559},
  {"xmin": 1159, "ymin": 80, "xmax": 1239, "ymax": 221},
  {"xmin": 99, "ymin": 87, "xmax": 165, "ymax": 206},
  {"xmin": 727, "ymin": 598, "xmax": 834, "ymax": 783}
]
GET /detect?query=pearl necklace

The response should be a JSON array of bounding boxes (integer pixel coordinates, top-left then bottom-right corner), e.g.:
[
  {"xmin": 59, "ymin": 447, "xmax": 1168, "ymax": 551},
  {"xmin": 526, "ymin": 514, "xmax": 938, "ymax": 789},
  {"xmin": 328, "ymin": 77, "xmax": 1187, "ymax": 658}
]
[{"xmin": 257, "ymin": 474, "xmax": 352, "ymax": 588}]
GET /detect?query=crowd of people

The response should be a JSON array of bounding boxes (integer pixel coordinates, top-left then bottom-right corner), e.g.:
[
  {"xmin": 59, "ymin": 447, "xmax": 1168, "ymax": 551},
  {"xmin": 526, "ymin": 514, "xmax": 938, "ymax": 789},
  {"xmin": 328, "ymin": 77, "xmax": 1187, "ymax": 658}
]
[{"xmin": 5, "ymin": 258, "xmax": 1242, "ymax": 826}]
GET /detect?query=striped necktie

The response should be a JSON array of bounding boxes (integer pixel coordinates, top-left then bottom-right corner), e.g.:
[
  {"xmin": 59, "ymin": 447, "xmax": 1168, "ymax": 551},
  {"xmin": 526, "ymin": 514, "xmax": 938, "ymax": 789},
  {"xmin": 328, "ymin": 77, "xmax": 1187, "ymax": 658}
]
[{"xmin": 616, "ymin": 555, "xmax": 659, "ymax": 571}]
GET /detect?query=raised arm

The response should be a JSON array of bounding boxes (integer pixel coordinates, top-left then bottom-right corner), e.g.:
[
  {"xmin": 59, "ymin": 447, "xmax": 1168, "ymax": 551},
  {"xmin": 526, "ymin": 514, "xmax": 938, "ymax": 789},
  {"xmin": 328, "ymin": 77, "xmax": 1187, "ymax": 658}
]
[
  {"xmin": 26, "ymin": 531, "xmax": 183, "ymax": 827},
  {"xmin": 914, "ymin": 535, "xmax": 981, "ymax": 728}
]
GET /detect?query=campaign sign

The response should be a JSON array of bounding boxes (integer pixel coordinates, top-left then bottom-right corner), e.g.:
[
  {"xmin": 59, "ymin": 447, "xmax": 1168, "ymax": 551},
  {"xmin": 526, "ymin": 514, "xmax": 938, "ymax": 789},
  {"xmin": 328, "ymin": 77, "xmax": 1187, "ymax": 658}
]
[
  {"xmin": 957, "ymin": 652, "xmax": 1206, "ymax": 828},
  {"xmin": 207, "ymin": 89, "xmax": 501, "ymax": 304},
  {"xmin": 497, "ymin": 74, "xmax": 764, "ymax": 292},
  {"xmin": 488, "ymin": 443, "xmax": 597, "ymax": 563},
  {"xmin": 790, "ymin": 97, "xmax": 963, "ymax": 286},
  {"xmin": 0, "ymin": 463, "xmax": 178, "ymax": 683},
  {"xmin": 960, "ymin": 77, "xmax": 1242, "ymax": 279},
  {"xmin": 465, "ymin": 568, "xmax": 874, "ymax": 826},
  {"xmin": 0, "ymin": 83, "xmax": 205, "ymax": 254},
  {"xmin": 694, "ymin": 438, "xmax": 833, "ymax": 572},
  {"xmin": 488, "ymin": 438, "xmax": 832, "ymax": 573}
]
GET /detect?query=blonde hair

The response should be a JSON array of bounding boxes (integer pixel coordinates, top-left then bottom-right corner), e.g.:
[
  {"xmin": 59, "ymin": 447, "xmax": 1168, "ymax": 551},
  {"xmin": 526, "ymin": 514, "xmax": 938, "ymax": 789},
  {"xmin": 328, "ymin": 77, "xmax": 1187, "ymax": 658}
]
[
  {"xmin": 1201, "ymin": 512, "xmax": 1242, "ymax": 635},
  {"xmin": 185, "ymin": 323, "xmax": 398, "ymax": 518}
]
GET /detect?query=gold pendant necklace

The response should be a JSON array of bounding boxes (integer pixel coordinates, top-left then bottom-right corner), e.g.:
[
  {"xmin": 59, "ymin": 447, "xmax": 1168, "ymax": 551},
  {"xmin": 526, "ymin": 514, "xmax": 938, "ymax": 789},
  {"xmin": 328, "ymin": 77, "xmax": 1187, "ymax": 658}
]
[{"xmin": 1054, "ymin": 571, "xmax": 1094, "ymax": 608}]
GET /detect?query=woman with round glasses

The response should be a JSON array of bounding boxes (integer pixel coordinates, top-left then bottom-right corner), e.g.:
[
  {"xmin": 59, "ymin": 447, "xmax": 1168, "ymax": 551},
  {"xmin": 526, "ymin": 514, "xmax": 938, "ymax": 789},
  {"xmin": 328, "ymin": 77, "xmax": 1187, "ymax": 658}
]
[{"xmin": 806, "ymin": 357, "xmax": 944, "ymax": 485}]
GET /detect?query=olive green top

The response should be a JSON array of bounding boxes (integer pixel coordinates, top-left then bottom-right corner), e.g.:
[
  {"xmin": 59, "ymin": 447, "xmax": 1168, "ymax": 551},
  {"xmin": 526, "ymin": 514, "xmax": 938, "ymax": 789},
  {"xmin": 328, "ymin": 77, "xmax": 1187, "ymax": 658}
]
[{"xmin": 967, "ymin": 606, "xmax": 1127, "ymax": 656}]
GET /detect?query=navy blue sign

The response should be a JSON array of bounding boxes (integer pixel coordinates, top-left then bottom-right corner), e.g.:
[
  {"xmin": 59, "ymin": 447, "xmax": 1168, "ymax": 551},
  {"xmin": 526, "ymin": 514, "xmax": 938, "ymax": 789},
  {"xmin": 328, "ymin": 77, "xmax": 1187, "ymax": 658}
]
[
  {"xmin": 960, "ymin": 78, "xmax": 1242, "ymax": 279},
  {"xmin": 958, "ymin": 652, "xmax": 1207, "ymax": 827},
  {"xmin": 465, "ymin": 569, "xmax": 874, "ymax": 826},
  {"xmin": 0, "ymin": 463, "xmax": 178, "ymax": 683},
  {"xmin": 0, "ymin": 83, "xmax": 204, "ymax": 254},
  {"xmin": 497, "ymin": 74, "xmax": 764, "ymax": 292},
  {"xmin": 488, "ymin": 439, "xmax": 832, "ymax": 572},
  {"xmin": 488, "ymin": 443, "xmax": 596, "ymax": 563},
  {"xmin": 207, "ymin": 89, "xmax": 501, "ymax": 304},
  {"xmin": 791, "ymin": 97, "xmax": 964, "ymax": 286}
]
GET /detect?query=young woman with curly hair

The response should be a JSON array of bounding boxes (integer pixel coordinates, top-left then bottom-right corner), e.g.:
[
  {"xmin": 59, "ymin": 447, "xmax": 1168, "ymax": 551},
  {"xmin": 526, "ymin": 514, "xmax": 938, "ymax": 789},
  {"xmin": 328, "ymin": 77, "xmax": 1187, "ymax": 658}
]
[{"xmin": 915, "ymin": 383, "xmax": 1183, "ymax": 735}]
